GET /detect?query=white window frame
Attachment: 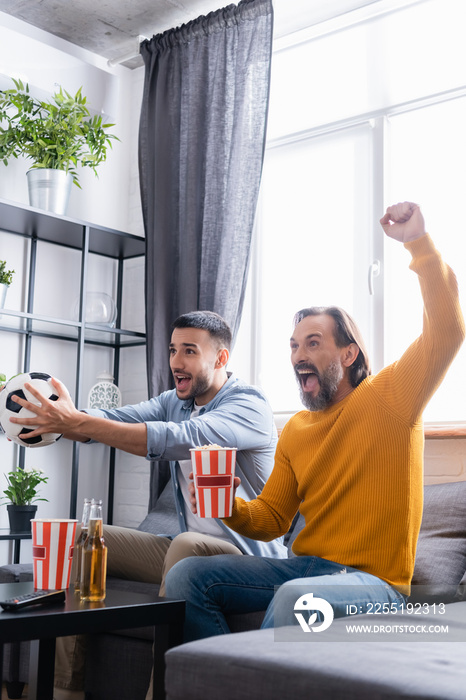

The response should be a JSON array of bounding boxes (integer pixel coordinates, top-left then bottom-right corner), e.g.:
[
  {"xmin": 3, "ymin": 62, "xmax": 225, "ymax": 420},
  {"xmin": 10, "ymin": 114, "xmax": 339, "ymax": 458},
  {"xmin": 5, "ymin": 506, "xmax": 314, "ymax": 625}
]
[{"xmin": 233, "ymin": 0, "xmax": 466, "ymax": 426}]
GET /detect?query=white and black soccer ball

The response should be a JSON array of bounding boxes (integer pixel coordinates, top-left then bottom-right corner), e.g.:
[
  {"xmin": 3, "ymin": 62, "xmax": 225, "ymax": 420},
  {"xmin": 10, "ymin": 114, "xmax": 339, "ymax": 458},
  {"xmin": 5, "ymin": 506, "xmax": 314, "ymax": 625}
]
[{"xmin": 0, "ymin": 372, "xmax": 62, "ymax": 448}]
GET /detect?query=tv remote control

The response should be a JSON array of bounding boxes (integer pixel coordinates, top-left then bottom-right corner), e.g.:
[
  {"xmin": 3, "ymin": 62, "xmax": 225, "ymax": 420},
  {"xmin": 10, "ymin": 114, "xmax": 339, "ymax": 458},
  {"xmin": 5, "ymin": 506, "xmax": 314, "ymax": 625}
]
[{"xmin": 0, "ymin": 589, "xmax": 66, "ymax": 611}]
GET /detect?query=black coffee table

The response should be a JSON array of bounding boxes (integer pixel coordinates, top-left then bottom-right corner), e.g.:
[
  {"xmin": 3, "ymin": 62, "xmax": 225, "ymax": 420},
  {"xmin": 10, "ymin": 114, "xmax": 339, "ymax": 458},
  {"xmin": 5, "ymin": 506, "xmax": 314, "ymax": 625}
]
[{"xmin": 0, "ymin": 581, "xmax": 185, "ymax": 700}]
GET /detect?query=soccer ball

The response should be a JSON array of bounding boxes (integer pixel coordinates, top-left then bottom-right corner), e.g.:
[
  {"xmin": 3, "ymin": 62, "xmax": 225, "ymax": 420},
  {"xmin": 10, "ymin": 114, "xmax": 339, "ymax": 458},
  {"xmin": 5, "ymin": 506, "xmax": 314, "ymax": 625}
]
[{"xmin": 0, "ymin": 372, "xmax": 63, "ymax": 448}]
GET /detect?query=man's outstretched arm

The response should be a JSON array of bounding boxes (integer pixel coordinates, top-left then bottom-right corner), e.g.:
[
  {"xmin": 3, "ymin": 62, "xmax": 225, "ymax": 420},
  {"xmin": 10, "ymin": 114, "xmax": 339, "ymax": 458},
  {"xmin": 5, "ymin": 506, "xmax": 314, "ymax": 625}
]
[
  {"xmin": 378, "ymin": 201, "xmax": 465, "ymax": 421},
  {"xmin": 7, "ymin": 377, "xmax": 148, "ymax": 456}
]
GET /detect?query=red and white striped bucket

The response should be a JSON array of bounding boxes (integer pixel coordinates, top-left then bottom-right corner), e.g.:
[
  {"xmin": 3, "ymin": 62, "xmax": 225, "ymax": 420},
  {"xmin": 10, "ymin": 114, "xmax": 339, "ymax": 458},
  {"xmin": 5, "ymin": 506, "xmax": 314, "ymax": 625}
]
[
  {"xmin": 191, "ymin": 447, "xmax": 237, "ymax": 518},
  {"xmin": 31, "ymin": 519, "xmax": 78, "ymax": 590}
]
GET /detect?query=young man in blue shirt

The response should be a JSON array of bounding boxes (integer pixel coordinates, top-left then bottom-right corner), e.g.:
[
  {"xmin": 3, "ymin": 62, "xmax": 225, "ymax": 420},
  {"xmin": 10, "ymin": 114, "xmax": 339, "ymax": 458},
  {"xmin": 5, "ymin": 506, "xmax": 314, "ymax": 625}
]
[{"xmin": 11, "ymin": 310, "xmax": 285, "ymax": 699}]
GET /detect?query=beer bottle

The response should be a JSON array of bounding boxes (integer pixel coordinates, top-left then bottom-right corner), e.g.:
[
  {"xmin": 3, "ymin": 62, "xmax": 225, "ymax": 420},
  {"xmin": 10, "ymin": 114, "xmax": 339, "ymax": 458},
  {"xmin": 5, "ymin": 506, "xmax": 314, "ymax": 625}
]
[
  {"xmin": 80, "ymin": 499, "xmax": 108, "ymax": 602},
  {"xmin": 74, "ymin": 497, "xmax": 92, "ymax": 594}
]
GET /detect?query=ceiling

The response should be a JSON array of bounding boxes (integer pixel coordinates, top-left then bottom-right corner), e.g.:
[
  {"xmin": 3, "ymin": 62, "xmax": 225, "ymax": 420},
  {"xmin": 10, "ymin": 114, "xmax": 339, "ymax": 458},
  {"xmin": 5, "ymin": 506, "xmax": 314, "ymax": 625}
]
[{"xmin": 0, "ymin": 0, "xmax": 380, "ymax": 69}]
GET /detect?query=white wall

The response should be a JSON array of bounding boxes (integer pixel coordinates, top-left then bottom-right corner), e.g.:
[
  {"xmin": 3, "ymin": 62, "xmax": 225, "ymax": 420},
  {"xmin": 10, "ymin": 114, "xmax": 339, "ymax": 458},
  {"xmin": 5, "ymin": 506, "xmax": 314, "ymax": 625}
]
[
  {"xmin": 0, "ymin": 11, "xmax": 144, "ymax": 234},
  {"xmin": 424, "ymin": 439, "xmax": 466, "ymax": 485},
  {"xmin": 0, "ymin": 14, "xmax": 149, "ymax": 564}
]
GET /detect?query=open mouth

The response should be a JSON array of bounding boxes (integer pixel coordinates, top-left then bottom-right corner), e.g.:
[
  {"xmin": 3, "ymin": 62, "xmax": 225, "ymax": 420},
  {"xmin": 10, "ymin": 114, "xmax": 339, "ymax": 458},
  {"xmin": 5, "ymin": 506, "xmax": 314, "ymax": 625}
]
[
  {"xmin": 174, "ymin": 374, "xmax": 192, "ymax": 392},
  {"xmin": 296, "ymin": 367, "xmax": 320, "ymax": 393}
]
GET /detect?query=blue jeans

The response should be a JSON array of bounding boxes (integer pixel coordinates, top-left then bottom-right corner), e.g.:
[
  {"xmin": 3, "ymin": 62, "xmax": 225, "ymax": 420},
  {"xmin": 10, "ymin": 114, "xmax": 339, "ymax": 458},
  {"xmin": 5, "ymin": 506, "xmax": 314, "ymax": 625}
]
[{"xmin": 164, "ymin": 554, "xmax": 406, "ymax": 641}]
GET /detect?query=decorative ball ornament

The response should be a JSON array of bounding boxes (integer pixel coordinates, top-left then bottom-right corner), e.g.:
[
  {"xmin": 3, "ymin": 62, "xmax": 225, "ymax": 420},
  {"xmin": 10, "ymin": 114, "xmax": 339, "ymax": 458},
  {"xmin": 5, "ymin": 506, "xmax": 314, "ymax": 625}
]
[
  {"xmin": 0, "ymin": 372, "xmax": 63, "ymax": 447},
  {"xmin": 88, "ymin": 371, "xmax": 122, "ymax": 410}
]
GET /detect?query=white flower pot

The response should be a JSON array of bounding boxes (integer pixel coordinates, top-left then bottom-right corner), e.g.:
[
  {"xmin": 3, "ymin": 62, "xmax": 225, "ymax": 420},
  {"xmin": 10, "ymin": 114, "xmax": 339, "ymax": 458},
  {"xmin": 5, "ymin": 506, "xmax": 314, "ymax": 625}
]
[
  {"xmin": 0, "ymin": 283, "xmax": 8, "ymax": 311},
  {"xmin": 27, "ymin": 169, "xmax": 73, "ymax": 215}
]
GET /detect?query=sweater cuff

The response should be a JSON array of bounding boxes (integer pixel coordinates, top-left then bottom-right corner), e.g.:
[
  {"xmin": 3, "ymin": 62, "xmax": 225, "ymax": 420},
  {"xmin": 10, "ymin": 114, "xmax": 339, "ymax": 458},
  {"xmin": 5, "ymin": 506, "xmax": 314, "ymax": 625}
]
[
  {"xmin": 403, "ymin": 232, "xmax": 434, "ymax": 257},
  {"xmin": 222, "ymin": 497, "xmax": 245, "ymax": 527}
]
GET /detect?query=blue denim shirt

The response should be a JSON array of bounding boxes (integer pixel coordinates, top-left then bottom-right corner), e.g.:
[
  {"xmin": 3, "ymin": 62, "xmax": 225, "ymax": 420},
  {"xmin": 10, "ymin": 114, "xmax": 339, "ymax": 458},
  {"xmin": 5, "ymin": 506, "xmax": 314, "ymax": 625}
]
[{"xmin": 86, "ymin": 374, "xmax": 287, "ymax": 558}]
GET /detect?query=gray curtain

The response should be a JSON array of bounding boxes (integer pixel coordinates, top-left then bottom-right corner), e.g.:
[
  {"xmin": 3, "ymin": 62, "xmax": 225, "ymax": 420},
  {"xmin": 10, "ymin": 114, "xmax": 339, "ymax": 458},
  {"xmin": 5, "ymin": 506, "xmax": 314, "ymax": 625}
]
[{"xmin": 138, "ymin": 0, "xmax": 273, "ymax": 505}]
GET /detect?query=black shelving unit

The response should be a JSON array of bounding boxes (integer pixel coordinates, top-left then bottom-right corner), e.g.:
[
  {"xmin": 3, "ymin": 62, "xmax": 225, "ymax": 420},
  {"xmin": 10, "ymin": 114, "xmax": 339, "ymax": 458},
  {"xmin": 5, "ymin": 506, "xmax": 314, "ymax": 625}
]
[{"xmin": 0, "ymin": 197, "xmax": 146, "ymax": 522}]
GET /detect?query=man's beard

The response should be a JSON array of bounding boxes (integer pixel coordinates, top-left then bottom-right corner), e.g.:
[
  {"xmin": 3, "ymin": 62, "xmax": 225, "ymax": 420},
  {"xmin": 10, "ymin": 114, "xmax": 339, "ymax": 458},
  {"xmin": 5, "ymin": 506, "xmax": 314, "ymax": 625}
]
[
  {"xmin": 175, "ymin": 372, "xmax": 211, "ymax": 401},
  {"xmin": 296, "ymin": 360, "xmax": 344, "ymax": 411}
]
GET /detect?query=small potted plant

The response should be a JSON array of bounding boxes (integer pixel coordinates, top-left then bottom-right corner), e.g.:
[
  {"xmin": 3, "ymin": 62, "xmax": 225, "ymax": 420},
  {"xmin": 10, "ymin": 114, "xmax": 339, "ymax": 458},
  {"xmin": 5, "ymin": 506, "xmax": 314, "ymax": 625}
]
[
  {"xmin": 1, "ymin": 467, "xmax": 49, "ymax": 533},
  {"xmin": 0, "ymin": 78, "xmax": 119, "ymax": 214},
  {"xmin": 0, "ymin": 259, "xmax": 14, "ymax": 312}
]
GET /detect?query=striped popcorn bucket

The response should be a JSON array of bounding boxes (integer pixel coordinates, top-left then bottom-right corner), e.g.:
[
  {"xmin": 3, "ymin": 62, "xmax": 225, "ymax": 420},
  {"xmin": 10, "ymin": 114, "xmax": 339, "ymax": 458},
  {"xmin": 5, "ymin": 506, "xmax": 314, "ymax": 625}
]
[
  {"xmin": 31, "ymin": 519, "xmax": 78, "ymax": 590},
  {"xmin": 191, "ymin": 447, "xmax": 237, "ymax": 518}
]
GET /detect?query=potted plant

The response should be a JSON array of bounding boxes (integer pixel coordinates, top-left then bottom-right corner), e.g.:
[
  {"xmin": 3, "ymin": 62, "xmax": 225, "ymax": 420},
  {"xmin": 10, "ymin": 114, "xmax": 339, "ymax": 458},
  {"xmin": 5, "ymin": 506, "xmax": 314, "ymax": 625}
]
[
  {"xmin": 1, "ymin": 467, "xmax": 49, "ymax": 533},
  {"xmin": 0, "ymin": 259, "xmax": 14, "ymax": 312},
  {"xmin": 0, "ymin": 78, "xmax": 119, "ymax": 214}
]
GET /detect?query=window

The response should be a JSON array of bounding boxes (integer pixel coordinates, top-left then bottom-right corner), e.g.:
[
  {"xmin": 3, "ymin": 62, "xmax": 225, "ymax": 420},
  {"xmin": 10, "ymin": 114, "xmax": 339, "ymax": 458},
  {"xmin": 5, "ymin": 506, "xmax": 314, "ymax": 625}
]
[
  {"xmin": 385, "ymin": 100, "xmax": 466, "ymax": 421},
  {"xmin": 232, "ymin": 0, "xmax": 466, "ymax": 423},
  {"xmin": 252, "ymin": 126, "xmax": 373, "ymax": 412}
]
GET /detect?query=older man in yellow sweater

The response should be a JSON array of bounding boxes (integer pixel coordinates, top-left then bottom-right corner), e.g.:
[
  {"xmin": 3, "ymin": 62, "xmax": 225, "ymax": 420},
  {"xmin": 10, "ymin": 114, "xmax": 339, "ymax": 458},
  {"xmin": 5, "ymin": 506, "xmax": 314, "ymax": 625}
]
[{"xmin": 165, "ymin": 202, "xmax": 465, "ymax": 639}]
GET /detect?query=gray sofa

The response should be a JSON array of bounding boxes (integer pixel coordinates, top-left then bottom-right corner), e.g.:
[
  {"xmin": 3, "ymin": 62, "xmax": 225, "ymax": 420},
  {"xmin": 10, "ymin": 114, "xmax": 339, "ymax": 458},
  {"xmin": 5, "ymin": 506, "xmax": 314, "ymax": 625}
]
[
  {"xmin": 164, "ymin": 480, "xmax": 466, "ymax": 700},
  {"xmin": 86, "ymin": 479, "xmax": 466, "ymax": 699},
  {"xmin": 2, "ymin": 480, "xmax": 466, "ymax": 700},
  {"xmin": 164, "ymin": 608, "xmax": 466, "ymax": 700}
]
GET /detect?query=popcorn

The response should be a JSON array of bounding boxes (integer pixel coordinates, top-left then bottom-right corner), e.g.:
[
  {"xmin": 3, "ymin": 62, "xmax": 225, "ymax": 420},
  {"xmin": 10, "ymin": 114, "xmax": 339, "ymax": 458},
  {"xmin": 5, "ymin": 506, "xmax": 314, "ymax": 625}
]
[{"xmin": 195, "ymin": 444, "xmax": 237, "ymax": 451}]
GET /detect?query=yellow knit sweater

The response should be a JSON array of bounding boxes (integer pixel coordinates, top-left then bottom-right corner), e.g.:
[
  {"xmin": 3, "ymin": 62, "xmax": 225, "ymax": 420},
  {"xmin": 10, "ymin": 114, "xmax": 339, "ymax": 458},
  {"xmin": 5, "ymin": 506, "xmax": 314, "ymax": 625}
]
[{"xmin": 226, "ymin": 234, "xmax": 465, "ymax": 591}]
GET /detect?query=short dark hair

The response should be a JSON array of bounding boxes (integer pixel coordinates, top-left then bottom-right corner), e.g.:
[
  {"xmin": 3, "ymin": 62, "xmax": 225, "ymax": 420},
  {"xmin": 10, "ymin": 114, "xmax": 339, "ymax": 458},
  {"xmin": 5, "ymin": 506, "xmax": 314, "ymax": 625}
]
[
  {"xmin": 172, "ymin": 311, "xmax": 232, "ymax": 351},
  {"xmin": 293, "ymin": 306, "xmax": 371, "ymax": 387}
]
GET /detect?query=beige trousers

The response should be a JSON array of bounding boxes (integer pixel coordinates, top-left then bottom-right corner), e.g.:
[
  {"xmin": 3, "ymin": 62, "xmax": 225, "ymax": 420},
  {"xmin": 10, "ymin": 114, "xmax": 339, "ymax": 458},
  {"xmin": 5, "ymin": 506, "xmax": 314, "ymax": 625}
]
[{"xmin": 54, "ymin": 525, "xmax": 242, "ymax": 691}]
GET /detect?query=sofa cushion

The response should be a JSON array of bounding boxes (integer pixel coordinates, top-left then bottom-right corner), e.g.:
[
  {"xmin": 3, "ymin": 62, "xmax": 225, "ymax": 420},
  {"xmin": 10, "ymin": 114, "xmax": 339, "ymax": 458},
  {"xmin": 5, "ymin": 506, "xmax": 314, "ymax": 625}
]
[
  {"xmin": 0, "ymin": 563, "xmax": 33, "ymax": 583},
  {"xmin": 165, "ymin": 607, "xmax": 466, "ymax": 700},
  {"xmin": 138, "ymin": 480, "xmax": 180, "ymax": 537},
  {"xmin": 0, "ymin": 564, "xmax": 24, "ymax": 583},
  {"xmin": 411, "ymin": 481, "xmax": 466, "ymax": 600}
]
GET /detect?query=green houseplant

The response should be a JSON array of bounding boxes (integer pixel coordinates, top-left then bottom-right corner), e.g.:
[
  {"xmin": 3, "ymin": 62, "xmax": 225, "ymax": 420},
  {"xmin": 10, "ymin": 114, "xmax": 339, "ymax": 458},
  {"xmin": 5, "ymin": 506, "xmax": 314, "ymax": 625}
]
[
  {"xmin": 2, "ymin": 467, "xmax": 49, "ymax": 506},
  {"xmin": 0, "ymin": 78, "xmax": 118, "ymax": 188},
  {"xmin": 0, "ymin": 78, "xmax": 119, "ymax": 214},
  {"xmin": 1, "ymin": 467, "xmax": 49, "ymax": 533},
  {"xmin": 0, "ymin": 260, "xmax": 14, "ymax": 286},
  {"xmin": 0, "ymin": 259, "xmax": 14, "ymax": 312}
]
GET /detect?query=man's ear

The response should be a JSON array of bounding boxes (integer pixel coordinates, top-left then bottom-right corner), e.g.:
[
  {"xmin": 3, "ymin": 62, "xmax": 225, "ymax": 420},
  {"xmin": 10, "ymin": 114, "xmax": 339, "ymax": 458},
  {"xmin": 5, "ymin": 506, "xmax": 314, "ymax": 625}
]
[
  {"xmin": 342, "ymin": 343, "xmax": 359, "ymax": 368},
  {"xmin": 216, "ymin": 348, "xmax": 229, "ymax": 369}
]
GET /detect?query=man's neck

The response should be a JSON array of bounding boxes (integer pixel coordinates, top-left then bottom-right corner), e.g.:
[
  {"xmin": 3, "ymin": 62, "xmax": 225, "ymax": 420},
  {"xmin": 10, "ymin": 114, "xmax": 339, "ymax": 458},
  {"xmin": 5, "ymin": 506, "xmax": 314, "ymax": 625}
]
[
  {"xmin": 330, "ymin": 379, "xmax": 355, "ymax": 406},
  {"xmin": 196, "ymin": 371, "xmax": 229, "ymax": 406}
]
